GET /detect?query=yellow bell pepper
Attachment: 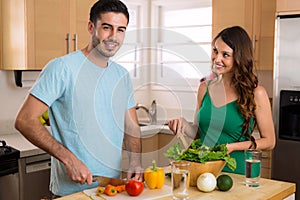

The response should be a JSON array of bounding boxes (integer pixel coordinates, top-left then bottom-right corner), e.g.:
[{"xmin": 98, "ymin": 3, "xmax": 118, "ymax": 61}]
[{"xmin": 144, "ymin": 160, "xmax": 165, "ymax": 189}]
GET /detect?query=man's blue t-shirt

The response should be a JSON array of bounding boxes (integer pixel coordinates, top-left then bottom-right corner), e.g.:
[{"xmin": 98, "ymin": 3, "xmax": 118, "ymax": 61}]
[{"xmin": 30, "ymin": 50, "xmax": 135, "ymax": 196}]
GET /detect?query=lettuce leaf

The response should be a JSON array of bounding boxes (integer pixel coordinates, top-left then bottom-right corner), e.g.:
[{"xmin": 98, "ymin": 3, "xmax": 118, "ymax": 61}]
[{"xmin": 164, "ymin": 139, "xmax": 236, "ymax": 171}]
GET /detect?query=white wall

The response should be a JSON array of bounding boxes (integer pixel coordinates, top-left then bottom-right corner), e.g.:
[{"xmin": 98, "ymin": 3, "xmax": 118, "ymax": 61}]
[{"xmin": 0, "ymin": 70, "xmax": 39, "ymax": 134}]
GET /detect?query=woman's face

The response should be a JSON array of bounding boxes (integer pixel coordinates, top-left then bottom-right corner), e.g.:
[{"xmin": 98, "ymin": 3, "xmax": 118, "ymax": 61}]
[{"xmin": 211, "ymin": 37, "xmax": 234, "ymax": 75}]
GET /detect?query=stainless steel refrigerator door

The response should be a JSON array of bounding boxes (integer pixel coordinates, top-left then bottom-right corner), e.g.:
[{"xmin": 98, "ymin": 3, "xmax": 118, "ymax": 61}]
[
  {"xmin": 274, "ymin": 15, "xmax": 300, "ymax": 91},
  {"xmin": 273, "ymin": 15, "xmax": 300, "ymax": 144},
  {"xmin": 272, "ymin": 14, "xmax": 300, "ymax": 200}
]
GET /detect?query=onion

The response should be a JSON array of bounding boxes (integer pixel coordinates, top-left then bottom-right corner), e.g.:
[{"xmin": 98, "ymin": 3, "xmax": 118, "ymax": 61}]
[{"xmin": 196, "ymin": 172, "xmax": 216, "ymax": 192}]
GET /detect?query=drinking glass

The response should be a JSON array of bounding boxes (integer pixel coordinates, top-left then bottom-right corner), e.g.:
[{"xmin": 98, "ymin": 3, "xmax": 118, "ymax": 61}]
[
  {"xmin": 245, "ymin": 149, "xmax": 262, "ymax": 187},
  {"xmin": 171, "ymin": 161, "xmax": 190, "ymax": 200}
]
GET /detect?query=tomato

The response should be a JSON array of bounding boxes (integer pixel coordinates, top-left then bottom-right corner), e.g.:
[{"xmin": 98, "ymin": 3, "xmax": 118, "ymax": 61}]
[{"xmin": 125, "ymin": 179, "xmax": 144, "ymax": 196}]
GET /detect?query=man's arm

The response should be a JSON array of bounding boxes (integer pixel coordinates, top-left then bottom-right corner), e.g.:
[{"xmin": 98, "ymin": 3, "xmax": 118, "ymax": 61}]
[
  {"xmin": 15, "ymin": 94, "xmax": 93, "ymax": 185},
  {"xmin": 124, "ymin": 107, "xmax": 143, "ymax": 181}
]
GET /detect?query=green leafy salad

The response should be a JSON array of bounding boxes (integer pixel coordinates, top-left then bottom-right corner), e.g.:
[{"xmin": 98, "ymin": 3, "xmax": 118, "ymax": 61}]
[{"xmin": 164, "ymin": 139, "xmax": 236, "ymax": 171}]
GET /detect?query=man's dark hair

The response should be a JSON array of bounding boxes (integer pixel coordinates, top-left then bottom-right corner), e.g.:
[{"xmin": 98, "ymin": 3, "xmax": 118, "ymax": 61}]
[{"xmin": 89, "ymin": 0, "xmax": 129, "ymax": 25}]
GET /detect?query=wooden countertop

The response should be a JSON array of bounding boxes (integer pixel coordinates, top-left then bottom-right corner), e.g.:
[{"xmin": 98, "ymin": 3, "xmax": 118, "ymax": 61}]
[{"xmin": 57, "ymin": 172, "xmax": 296, "ymax": 200}]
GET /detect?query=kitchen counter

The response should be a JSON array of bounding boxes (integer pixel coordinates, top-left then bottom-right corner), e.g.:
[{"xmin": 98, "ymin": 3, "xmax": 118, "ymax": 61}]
[
  {"xmin": 3, "ymin": 127, "xmax": 295, "ymax": 199},
  {"xmin": 0, "ymin": 132, "xmax": 46, "ymax": 157},
  {"xmin": 57, "ymin": 173, "xmax": 296, "ymax": 200}
]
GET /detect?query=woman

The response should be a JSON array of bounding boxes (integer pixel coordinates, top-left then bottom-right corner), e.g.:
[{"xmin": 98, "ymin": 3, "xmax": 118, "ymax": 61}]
[{"xmin": 168, "ymin": 26, "xmax": 275, "ymax": 174}]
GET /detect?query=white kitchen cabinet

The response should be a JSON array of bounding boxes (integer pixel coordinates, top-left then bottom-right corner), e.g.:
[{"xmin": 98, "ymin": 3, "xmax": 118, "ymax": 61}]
[
  {"xmin": 212, "ymin": 0, "xmax": 276, "ymax": 71},
  {"xmin": 0, "ymin": 0, "xmax": 94, "ymax": 70}
]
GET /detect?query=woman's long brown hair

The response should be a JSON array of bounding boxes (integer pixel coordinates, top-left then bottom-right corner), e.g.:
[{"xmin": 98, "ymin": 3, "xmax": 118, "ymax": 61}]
[{"xmin": 212, "ymin": 26, "xmax": 258, "ymax": 144}]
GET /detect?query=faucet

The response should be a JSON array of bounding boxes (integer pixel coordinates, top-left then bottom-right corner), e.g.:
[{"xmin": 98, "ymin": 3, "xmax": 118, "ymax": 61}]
[{"xmin": 135, "ymin": 100, "xmax": 157, "ymax": 125}]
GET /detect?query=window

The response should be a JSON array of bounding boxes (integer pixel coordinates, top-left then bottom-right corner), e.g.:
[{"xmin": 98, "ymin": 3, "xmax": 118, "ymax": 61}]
[
  {"xmin": 113, "ymin": 0, "xmax": 149, "ymax": 86},
  {"xmin": 152, "ymin": 0, "xmax": 212, "ymax": 90},
  {"xmin": 114, "ymin": 0, "xmax": 212, "ymax": 91}
]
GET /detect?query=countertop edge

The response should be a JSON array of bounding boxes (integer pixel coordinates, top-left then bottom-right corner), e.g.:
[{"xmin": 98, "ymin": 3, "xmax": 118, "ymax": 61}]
[{"xmin": 268, "ymin": 183, "xmax": 296, "ymax": 200}]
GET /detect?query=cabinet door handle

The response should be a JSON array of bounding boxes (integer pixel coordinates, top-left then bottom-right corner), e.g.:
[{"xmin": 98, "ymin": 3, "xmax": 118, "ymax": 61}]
[
  {"xmin": 73, "ymin": 34, "xmax": 78, "ymax": 51},
  {"xmin": 66, "ymin": 33, "xmax": 70, "ymax": 54}
]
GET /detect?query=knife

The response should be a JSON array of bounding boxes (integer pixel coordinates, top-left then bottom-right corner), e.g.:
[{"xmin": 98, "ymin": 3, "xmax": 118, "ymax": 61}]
[{"xmin": 92, "ymin": 175, "xmax": 126, "ymax": 187}]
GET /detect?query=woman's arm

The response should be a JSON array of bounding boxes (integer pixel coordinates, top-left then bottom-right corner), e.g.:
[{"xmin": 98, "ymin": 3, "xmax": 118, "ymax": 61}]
[
  {"xmin": 253, "ymin": 85, "xmax": 276, "ymax": 150},
  {"xmin": 194, "ymin": 82, "xmax": 207, "ymax": 124},
  {"xmin": 226, "ymin": 85, "xmax": 276, "ymax": 153}
]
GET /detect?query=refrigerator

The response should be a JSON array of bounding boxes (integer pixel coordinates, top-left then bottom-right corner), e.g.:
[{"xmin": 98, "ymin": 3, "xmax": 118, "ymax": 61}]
[{"xmin": 272, "ymin": 14, "xmax": 300, "ymax": 200}]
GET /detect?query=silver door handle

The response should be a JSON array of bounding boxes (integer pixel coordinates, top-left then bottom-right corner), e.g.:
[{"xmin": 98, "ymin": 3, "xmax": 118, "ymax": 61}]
[
  {"xmin": 26, "ymin": 160, "xmax": 51, "ymax": 173},
  {"xmin": 73, "ymin": 34, "xmax": 78, "ymax": 51},
  {"xmin": 66, "ymin": 33, "xmax": 70, "ymax": 54}
]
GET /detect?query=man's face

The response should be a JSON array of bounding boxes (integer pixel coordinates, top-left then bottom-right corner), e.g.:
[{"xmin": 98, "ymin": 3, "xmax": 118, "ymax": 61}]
[{"xmin": 90, "ymin": 12, "xmax": 128, "ymax": 58}]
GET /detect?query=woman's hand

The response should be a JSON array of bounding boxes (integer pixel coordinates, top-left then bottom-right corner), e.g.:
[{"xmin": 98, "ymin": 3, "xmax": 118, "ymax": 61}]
[
  {"xmin": 168, "ymin": 117, "xmax": 198, "ymax": 139},
  {"xmin": 226, "ymin": 143, "xmax": 234, "ymax": 154},
  {"xmin": 168, "ymin": 118, "xmax": 182, "ymax": 135}
]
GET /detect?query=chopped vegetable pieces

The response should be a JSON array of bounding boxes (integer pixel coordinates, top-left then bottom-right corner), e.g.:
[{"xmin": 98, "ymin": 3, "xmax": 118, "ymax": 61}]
[
  {"xmin": 96, "ymin": 184, "xmax": 126, "ymax": 197},
  {"xmin": 96, "ymin": 186, "xmax": 105, "ymax": 195},
  {"xmin": 116, "ymin": 184, "xmax": 126, "ymax": 193},
  {"xmin": 104, "ymin": 184, "xmax": 117, "ymax": 196}
]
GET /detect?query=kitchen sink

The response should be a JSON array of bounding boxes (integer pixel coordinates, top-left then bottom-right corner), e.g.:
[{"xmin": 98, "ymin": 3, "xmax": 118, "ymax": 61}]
[
  {"xmin": 138, "ymin": 119, "xmax": 168, "ymax": 127},
  {"xmin": 138, "ymin": 123, "xmax": 150, "ymax": 127},
  {"xmin": 138, "ymin": 121, "xmax": 172, "ymax": 137}
]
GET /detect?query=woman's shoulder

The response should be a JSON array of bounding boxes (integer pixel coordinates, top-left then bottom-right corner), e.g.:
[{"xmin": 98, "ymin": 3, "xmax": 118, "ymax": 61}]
[
  {"xmin": 198, "ymin": 82, "xmax": 207, "ymax": 95},
  {"xmin": 254, "ymin": 85, "xmax": 268, "ymax": 96},
  {"xmin": 254, "ymin": 85, "xmax": 270, "ymax": 104},
  {"xmin": 197, "ymin": 82, "xmax": 208, "ymax": 105}
]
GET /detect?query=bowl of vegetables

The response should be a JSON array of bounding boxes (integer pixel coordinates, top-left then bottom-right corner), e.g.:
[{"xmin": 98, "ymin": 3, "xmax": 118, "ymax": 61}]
[
  {"xmin": 164, "ymin": 139, "xmax": 236, "ymax": 187},
  {"xmin": 188, "ymin": 160, "xmax": 226, "ymax": 186}
]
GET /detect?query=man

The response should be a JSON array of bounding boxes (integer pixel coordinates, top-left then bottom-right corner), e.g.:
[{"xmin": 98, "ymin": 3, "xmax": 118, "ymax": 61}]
[{"xmin": 15, "ymin": 0, "xmax": 143, "ymax": 197}]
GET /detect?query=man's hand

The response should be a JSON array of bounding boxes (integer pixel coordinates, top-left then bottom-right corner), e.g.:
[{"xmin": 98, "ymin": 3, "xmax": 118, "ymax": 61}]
[
  {"xmin": 64, "ymin": 155, "xmax": 93, "ymax": 185},
  {"xmin": 124, "ymin": 108, "xmax": 143, "ymax": 181},
  {"xmin": 127, "ymin": 165, "xmax": 144, "ymax": 182}
]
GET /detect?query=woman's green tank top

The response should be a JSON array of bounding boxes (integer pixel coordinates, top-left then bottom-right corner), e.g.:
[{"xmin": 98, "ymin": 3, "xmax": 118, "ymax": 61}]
[{"xmin": 196, "ymin": 89, "xmax": 254, "ymax": 174}]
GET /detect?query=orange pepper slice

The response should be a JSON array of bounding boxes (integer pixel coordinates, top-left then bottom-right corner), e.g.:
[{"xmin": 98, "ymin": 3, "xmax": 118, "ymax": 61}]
[
  {"xmin": 104, "ymin": 184, "xmax": 117, "ymax": 196},
  {"xmin": 116, "ymin": 184, "xmax": 126, "ymax": 193},
  {"xmin": 96, "ymin": 186, "xmax": 105, "ymax": 195}
]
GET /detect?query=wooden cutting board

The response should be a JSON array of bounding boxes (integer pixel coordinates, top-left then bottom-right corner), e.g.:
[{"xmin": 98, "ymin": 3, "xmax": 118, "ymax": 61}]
[{"xmin": 83, "ymin": 185, "xmax": 172, "ymax": 200}]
